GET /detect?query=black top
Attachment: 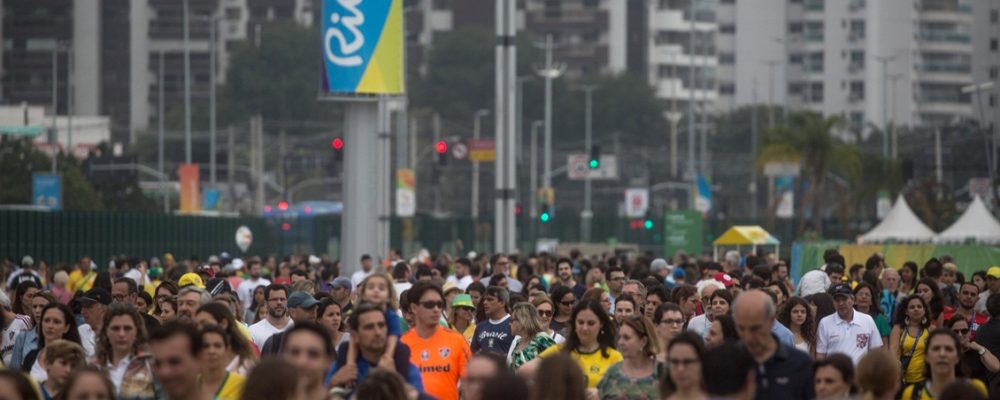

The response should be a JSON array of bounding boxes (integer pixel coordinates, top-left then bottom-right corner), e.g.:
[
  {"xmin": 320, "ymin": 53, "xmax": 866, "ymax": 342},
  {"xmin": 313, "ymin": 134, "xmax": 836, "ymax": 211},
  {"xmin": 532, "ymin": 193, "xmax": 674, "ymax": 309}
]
[
  {"xmin": 975, "ymin": 318, "xmax": 1000, "ymax": 356},
  {"xmin": 746, "ymin": 334, "xmax": 815, "ymax": 400}
]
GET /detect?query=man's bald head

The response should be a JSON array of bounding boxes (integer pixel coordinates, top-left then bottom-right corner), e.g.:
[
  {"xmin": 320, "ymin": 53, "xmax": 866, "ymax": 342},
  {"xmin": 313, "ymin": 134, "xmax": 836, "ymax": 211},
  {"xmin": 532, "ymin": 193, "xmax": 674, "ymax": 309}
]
[{"xmin": 733, "ymin": 290, "xmax": 776, "ymax": 320}]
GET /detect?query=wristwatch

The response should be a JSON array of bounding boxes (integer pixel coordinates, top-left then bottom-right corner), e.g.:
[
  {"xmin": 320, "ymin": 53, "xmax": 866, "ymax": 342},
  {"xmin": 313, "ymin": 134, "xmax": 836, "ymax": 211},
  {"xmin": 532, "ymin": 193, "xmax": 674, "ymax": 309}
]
[{"xmin": 979, "ymin": 347, "xmax": 987, "ymax": 356}]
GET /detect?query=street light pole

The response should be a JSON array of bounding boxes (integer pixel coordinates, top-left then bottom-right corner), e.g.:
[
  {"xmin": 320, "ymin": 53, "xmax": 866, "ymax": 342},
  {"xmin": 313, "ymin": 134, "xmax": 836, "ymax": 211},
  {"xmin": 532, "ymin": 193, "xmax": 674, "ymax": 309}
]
[
  {"xmin": 183, "ymin": 0, "xmax": 192, "ymax": 164},
  {"xmin": 50, "ymin": 43, "xmax": 59, "ymax": 174},
  {"xmin": 687, "ymin": 0, "xmax": 697, "ymax": 181},
  {"xmin": 209, "ymin": 15, "xmax": 217, "ymax": 185},
  {"xmin": 874, "ymin": 54, "xmax": 894, "ymax": 159},
  {"xmin": 578, "ymin": 85, "xmax": 597, "ymax": 242},
  {"xmin": 539, "ymin": 34, "xmax": 563, "ymax": 193},
  {"xmin": 530, "ymin": 120, "xmax": 543, "ymax": 218},
  {"xmin": 159, "ymin": 51, "xmax": 168, "ymax": 212},
  {"xmin": 472, "ymin": 109, "xmax": 490, "ymax": 219}
]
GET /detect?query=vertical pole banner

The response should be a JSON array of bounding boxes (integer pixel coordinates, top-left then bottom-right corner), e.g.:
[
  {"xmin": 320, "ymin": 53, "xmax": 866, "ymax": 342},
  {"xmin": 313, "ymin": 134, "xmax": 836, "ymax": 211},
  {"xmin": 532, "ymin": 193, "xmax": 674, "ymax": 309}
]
[
  {"xmin": 396, "ymin": 168, "xmax": 415, "ymax": 217},
  {"xmin": 178, "ymin": 163, "xmax": 200, "ymax": 213},
  {"xmin": 322, "ymin": 0, "xmax": 404, "ymax": 95}
]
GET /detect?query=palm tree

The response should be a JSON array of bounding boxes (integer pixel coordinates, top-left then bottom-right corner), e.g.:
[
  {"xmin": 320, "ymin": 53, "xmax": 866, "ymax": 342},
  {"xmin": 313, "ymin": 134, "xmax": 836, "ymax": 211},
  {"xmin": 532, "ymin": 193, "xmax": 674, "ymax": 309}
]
[{"xmin": 758, "ymin": 112, "xmax": 862, "ymax": 235}]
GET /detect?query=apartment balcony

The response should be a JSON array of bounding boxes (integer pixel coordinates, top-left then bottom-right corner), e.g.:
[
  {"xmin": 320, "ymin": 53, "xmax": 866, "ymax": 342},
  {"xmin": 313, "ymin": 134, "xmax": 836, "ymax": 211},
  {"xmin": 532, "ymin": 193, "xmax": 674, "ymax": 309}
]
[
  {"xmin": 526, "ymin": 9, "xmax": 609, "ymax": 32},
  {"xmin": 916, "ymin": 101, "xmax": 972, "ymax": 117}
]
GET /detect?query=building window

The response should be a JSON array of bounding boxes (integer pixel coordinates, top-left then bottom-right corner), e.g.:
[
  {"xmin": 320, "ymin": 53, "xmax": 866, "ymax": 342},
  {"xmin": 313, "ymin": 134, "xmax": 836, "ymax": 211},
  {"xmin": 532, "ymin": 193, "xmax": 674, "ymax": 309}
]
[
  {"xmin": 789, "ymin": 53, "xmax": 804, "ymax": 64},
  {"xmin": 788, "ymin": 22, "xmax": 803, "ymax": 34},
  {"xmin": 810, "ymin": 82, "xmax": 824, "ymax": 102},
  {"xmin": 850, "ymin": 112, "xmax": 864, "ymax": 129},
  {"xmin": 991, "ymin": 67, "xmax": 999, "ymax": 79},
  {"xmin": 720, "ymin": 24, "xmax": 736, "ymax": 34},
  {"xmin": 582, "ymin": 0, "xmax": 599, "ymax": 8},
  {"xmin": 849, "ymin": 81, "xmax": 864, "ymax": 101},
  {"xmin": 992, "ymin": 9, "xmax": 999, "ymax": 23},
  {"xmin": 721, "ymin": 0, "xmax": 736, "ymax": 4},
  {"xmin": 993, "ymin": 38, "xmax": 999, "ymax": 51},
  {"xmin": 720, "ymin": 83, "xmax": 736, "ymax": 94},
  {"xmin": 719, "ymin": 52, "xmax": 735, "ymax": 64}
]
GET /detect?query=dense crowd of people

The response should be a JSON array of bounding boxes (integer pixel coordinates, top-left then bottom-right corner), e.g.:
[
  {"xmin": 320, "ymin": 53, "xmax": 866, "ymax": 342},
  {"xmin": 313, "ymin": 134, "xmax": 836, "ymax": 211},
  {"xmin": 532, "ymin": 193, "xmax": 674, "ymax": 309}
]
[{"xmin": 0, "ymin": 248, "xmax": 996, "ymax": 399}]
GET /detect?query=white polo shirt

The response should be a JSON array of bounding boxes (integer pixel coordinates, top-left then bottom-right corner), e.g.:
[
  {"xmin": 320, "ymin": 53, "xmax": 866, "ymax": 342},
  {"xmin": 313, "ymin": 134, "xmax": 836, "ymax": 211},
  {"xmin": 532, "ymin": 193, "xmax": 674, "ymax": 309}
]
[{"xmin": 816, "ymin": 310, "xmax": 883, "ymax": 365}]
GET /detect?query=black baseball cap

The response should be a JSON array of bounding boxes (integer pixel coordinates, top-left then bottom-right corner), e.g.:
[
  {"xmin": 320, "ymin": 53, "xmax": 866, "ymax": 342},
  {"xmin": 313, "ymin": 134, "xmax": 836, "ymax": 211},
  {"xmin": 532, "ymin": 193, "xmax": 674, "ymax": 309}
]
[
  {"xmin": 78, "ymin": 288, "xmax": 112, "ymax": 306},
  {"xmin": 828, "ymin": 283, "xmax": 853, "ymax": 298}
]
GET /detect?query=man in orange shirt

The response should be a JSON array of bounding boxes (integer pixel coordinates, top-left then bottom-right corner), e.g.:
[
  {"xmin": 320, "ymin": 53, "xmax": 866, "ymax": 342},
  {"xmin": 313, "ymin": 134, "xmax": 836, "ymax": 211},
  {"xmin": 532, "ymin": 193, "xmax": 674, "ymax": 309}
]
[{"xmin": 401, "ymin": 281, "xmax": 470, "ymax": 400}]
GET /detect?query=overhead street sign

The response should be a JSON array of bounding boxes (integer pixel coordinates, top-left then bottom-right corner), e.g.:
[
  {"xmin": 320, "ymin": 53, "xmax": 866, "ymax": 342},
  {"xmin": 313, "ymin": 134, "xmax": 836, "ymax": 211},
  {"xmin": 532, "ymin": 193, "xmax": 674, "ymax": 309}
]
[
  {"xmin": 568, "ymin": 154, "xmax": 618, "ymax": 180},
  {"xmin": 469, "ymin": 138, "xmax": 495, "ymax": 162},
  {"xmin": 451, "ymin": 142, "xmax": 468, "ymax": 160}
]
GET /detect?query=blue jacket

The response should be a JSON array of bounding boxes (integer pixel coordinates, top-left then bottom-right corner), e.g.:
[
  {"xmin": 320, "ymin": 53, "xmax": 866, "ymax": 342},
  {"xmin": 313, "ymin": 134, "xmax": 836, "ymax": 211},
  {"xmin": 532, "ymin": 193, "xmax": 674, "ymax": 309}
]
[
  {"xmin": 9, "ymin": 330, "xmax": 37, "ymax": 370},
  {"xmin": 325, "ymin": 356, "xmax": 425, "ymax": 396}
]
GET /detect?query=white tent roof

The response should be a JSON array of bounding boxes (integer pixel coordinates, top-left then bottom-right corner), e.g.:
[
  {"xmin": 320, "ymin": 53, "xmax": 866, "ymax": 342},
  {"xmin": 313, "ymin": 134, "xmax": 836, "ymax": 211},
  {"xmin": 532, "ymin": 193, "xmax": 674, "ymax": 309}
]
[
  {"xmin": 858, "ymin": 196, "xmax": 937, "ymax": 243},
  {"xmin": 935, "ymin": 196, "xmax": 1000, "ymax": 244}
]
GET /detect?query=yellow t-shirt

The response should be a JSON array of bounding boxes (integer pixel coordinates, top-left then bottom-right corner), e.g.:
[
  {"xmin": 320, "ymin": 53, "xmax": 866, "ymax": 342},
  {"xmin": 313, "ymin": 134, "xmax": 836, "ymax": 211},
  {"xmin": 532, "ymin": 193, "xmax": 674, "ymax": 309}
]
[
  {"xmin": 898, "ymin": 327, "xmax": 929, "ymax": 384},
  {"xmin": 901, "ymin": 378, "xmax": 987, "ymax": 400},
  {"xmin": 68, "ymin": 270, "xmax": 96, "ymax": 293},
  {"xmin": 211, "ymin": 372, "xmax": 245, "ymax": 400},
  {"xmin": 539, "ymin": 343, "xmax": 623, "ymax": 388}
]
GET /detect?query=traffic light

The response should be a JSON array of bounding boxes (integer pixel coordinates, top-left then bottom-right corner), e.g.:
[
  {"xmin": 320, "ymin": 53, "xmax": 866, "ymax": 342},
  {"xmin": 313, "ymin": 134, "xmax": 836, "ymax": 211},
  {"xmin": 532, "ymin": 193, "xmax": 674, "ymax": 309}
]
[
  {"xmin": 436, "ymin": 140, "xmax": 448, "ymax": 165},
  {"xmin": 331, "ymin": 137, "xmax": 344, "ymax": 163},
  {"xmin": 540, "ymin": 203, "xmax": 551, "ymax": 222},
  {"xmin": 643, "ymin": 218, "xmax": 654, "ymax": 230},
  {"xmin": 277, "ymin": 201, "xmax": 289, "ymax": 211},
  {"xmin": 588, "ymin": 145, "xmax": 601, "ymax": 169}
]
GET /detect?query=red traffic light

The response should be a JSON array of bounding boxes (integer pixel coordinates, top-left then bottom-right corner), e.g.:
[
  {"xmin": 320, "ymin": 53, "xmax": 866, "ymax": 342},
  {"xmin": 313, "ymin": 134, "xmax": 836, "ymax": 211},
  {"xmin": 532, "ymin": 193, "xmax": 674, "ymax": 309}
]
[
  {"xmin": 277, "ymin": 201, "xmax": 289, "ymax": 211},
  {"xmin": 331, "ymin": 137, "xmax": 344, "ymax": 150},
  {"xmin": 435, "ymin": 141, "xmax": 448, "ymax": 154}
]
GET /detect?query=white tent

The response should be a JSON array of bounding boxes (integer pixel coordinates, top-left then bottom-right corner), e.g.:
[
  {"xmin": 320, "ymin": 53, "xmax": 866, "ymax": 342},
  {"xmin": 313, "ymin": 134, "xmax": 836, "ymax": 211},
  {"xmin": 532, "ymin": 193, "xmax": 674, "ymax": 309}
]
[
  {"xmin": 935, "ymin": 196, "xmax": 1000, "ymax": 244},
  {"xmin": 858, "ymin": 196, "xmax": 937, "ymax": 243}
]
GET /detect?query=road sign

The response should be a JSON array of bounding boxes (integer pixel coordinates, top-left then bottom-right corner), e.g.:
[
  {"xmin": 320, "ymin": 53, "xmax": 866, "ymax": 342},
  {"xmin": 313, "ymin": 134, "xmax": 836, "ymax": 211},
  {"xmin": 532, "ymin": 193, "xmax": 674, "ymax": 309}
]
[
  {"xmin": 625, "ymin": 188, "xmax": 649, "ymax": 218},
  {"xmin": 664, "ymin": 210, "xmax": 703, "ymax": 257},
  {"xmin": 763, "ymin": 161, "xmax": 801, "ymax": 177},
  {"xmin": 32, "ymin": 173, "xmax": 61, "ymax": 210},
  {"xmin": 468, "ymin": 138, "xmax": 495, "ymax": 162},
  {"xmin": 451, "ymin": 142, "xmax": 468, "ymax": 160},
  {"xmin": 568, "ymin": 154, "xmax": 618, "ymax": 180}
]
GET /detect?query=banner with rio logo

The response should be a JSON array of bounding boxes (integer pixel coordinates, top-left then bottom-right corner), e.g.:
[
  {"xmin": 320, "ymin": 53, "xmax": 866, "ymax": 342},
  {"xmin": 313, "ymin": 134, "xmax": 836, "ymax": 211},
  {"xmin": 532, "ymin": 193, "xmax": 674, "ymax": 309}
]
[{"xmin": 322, "ymin": 0, "xmax": 404, "ymax": 95}]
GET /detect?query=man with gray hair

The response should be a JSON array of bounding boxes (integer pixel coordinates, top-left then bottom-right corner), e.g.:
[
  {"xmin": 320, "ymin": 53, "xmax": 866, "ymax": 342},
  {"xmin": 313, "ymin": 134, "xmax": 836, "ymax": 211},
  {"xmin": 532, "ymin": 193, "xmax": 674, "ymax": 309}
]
[
  {"xmin": 470, "ymin": 286, "xmax": 513, "ymax": 354},
  {"xmin": 723, "ymin": 250, "xmax": 741, "ymax": 275},
  {"xmin": 176, "ymin": 286, "xmax": 211, "ymax": 323},
  {"xmin": 732, "ymin": 290, "xmax": 813, "ymax": 399}
]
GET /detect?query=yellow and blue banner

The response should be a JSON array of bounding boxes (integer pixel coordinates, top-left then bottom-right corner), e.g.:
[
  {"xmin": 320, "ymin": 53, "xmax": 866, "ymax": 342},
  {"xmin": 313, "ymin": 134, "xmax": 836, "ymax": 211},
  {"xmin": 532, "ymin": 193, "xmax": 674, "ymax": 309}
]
[{"xmin": 322, "ymin": 0, "xmax": 404, "ymax": 95}]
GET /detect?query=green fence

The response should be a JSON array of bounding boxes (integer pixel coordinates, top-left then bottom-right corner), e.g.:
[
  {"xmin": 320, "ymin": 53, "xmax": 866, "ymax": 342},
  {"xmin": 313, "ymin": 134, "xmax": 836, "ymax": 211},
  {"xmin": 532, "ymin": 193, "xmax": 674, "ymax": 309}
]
[
  {"xmin": 1, "ymin": 209, "xmax": 871, "ymax": 264},
  {"xmin": 0, "ymin": 210, "xmax": 274, "ymax": 264}
]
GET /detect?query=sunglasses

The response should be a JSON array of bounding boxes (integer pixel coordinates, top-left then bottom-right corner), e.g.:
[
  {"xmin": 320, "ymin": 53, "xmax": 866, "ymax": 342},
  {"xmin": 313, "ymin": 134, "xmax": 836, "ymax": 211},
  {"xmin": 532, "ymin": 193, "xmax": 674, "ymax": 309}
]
[
  {"xmin": 537, "ymin": 310, "xmax": 553, "ymax": 318},
  {"xmin": 953, "ymin": 328, "xmax": 970, "ymax": 335},
  {"xmin": 420, "ymin": 301, "xmax": 445, "ymax": 310},
  {"xmin": 560, "ymin": 300, "xmax": 575, "ymax": 306}
]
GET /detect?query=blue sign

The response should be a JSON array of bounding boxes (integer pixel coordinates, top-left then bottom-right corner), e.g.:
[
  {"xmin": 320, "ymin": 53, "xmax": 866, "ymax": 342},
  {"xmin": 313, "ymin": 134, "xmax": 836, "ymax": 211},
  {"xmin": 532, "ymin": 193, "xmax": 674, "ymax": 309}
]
[
  {"xmin": 203, "ymin": 189, "xmax": 221, "ymax": 211},
  {"xmin": 322, "ymin": 0, "xmax": 404, "ymax": 94},
  {"xmin": 32, "ymin": 173, "xmax": 62, "ymax": 210}
]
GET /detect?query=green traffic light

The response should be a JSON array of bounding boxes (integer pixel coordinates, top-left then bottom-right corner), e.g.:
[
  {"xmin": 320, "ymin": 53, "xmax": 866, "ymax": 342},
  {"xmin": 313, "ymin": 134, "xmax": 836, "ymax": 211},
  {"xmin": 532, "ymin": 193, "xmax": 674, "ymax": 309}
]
[
  {"xmin": 540, "ymin": 212, "xmax": 551, "ymax": 222},
  {"xmin": 588, "ymin": 159, "xmax": 599, "ymax": 169},
  {"xmin": 644, "ymin": 219, "xmax": 654, "ymax": 230}
]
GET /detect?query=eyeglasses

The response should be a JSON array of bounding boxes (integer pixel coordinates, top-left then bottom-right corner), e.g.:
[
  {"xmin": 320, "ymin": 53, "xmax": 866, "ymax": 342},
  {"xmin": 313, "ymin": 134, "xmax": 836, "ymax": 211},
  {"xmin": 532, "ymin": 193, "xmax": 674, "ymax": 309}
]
[
  {"xmin": 660, "ymin": 319, "xmax": 685, "ymax": 326},
  {"xmin": 537, "ymin": 310, "xmax": 553, "ymax": 318},
  {"xmin": 953, "ymin": 328, "xmax": 970, "ymax": 335},
  {"xmin": 420, "ymin": 301, "xmax": 445, "ymax": 310}
]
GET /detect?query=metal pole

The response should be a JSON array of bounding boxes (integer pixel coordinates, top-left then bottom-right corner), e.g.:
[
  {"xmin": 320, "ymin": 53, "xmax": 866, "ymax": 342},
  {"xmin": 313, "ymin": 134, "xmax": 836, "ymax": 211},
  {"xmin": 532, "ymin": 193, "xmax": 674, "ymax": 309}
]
[
  {"xmin": 227, "ymin": 125, "xmax": 235, "ymax": 213},
  {"xmin": 159, "ymin": 51, "xmax": 167, "ymax": 212},
  {"xmin": 209, "ymin": 16, "xmax": 217, "ymax": 184},
  {"xmin": 472, "ymin": 109, "xmax": 489, "ymax": 219},
  {"xmin": 751, "ymin": 78, "xmax": 759, "ymax": 219},
  {"xmin": 341, "ymin": 101, "xmax": 383, "ymax": 279},
  {"xmin": 543, "ymin": 34, "xmax": 554, "ymax": 191},
  {"xmin": 495, "ymin": 0, "xmax": 518, "ymax": 252},
  {"xmin": 874, "ymin": 55, "xmax": 892, "ymax": 159},
  {"xmin": 530, "ymin": 121, "xmax": 542, "ymax": 218},
  {"xmin": 889, "ymin": 74, "xmax": 900, "ymax": 160},
  {"xmin": 767, "ymin": 61, "xmax": 777, "ymax": 127},
  {"xmin": 183, "ymin": 0, "xmax": 192, "ymax": 164},
  {"xmin": 668, "ymin": 52, "xmax": 678, "ymax": 178},
  {"xmin": 580, "ymin": 85, "xmax": 596, "ymax": 242},
  {"xmin": 935, "ymin": 128, "xmax": 943, "ymax": 183},
  {"xmin": 67, "ymin": 42, "xmax": 73, "ymax": 153},
  {"xmin": 687, "ymin": 1, "xmax": 696, "ymax": 180},
  {"xmin": 51, "ymin": 44, "xmax": 58, "ymax": 174}
]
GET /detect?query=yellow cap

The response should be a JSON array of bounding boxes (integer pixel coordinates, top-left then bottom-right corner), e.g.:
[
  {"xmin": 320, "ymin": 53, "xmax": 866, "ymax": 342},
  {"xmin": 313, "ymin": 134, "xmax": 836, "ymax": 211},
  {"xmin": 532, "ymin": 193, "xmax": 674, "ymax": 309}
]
[
  {"xmin": 179, "ymin": 272, "xmax": 205, "ymax": 289},
  {"xmin": 987, "ymin": 267, "xmax": 1000, "ymax": 279}
]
